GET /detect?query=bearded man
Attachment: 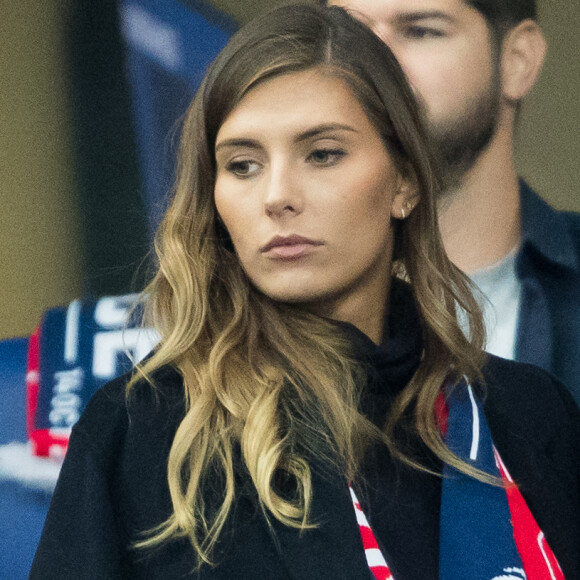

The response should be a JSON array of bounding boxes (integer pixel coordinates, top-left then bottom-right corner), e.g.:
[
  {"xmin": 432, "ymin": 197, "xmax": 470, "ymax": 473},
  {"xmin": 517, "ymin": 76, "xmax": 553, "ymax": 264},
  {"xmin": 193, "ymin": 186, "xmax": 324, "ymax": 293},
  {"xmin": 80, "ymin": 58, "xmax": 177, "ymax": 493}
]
[{"xmin": 324, "ymin": 0, "xmax": 580, "ymax": 404}]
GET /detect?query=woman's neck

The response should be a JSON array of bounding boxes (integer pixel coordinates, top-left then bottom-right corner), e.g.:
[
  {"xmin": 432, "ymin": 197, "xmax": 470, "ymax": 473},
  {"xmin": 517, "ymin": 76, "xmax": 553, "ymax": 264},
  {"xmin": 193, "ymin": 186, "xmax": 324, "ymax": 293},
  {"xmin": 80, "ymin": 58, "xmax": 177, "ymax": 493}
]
[{"xmin": 307, "ymin": 283, "xmax": 391, "ymax": 344}]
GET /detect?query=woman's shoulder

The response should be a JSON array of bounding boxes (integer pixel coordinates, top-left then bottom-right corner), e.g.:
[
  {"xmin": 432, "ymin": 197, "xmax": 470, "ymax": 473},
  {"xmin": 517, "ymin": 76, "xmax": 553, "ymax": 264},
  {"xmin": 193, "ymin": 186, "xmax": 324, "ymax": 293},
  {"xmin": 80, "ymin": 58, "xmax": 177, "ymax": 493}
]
[
  {"xmin": 71, "ymin": 364, "xmax": 186, "ymax": 459},
  {"xmin": 481, "ymin": 355, "xmax": 580, "ymax": 576},
  {"xmin": 481, "ymin": 354, "xmax": 580, "ymax": 451},
  {"xmin": 482, "ymin": 355, "xmax": 578, "ymax": 414}
]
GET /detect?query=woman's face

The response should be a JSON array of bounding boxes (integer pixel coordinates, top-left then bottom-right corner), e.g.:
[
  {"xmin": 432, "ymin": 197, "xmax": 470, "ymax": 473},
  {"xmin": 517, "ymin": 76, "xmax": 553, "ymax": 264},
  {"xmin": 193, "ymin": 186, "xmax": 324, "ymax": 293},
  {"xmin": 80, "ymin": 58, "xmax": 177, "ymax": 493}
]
[{"xmin": 214, "ymin": 68, "xmax": 415, "ymax": 335}]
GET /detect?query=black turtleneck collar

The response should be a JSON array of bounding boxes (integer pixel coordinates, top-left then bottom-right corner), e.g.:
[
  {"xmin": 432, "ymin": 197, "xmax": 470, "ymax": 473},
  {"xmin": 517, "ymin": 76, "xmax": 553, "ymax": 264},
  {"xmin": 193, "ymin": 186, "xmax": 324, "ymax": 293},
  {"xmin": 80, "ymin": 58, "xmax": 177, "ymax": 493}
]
[
  {"xmin": 335, "ymin": 278, "xmax": 424, "ymax": 426},
  {"xmin": 339, "ymin": 281, "xmax": 441, "ymax": 580}
]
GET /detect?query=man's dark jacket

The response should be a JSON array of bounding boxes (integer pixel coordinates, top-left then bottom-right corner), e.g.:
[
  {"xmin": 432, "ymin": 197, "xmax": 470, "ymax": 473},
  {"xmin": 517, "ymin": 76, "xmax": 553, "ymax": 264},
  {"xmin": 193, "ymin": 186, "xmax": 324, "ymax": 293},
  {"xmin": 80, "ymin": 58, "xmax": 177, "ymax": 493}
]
[{"xmin": 516, "ymin": 181, "xmax": 580, "ymax": 404}]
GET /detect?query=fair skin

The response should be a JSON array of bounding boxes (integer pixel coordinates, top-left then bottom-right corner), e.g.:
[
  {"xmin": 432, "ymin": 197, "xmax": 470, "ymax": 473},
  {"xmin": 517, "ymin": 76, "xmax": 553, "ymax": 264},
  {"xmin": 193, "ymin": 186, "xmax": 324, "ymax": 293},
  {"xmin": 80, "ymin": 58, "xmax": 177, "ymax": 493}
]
[
  {"xmin": 214, "ymin": 68, "xmax": 417, "ymax": 343},
  {"xmin": 329, "ymin": 0, "xmax": 546, "ymax": 272}
]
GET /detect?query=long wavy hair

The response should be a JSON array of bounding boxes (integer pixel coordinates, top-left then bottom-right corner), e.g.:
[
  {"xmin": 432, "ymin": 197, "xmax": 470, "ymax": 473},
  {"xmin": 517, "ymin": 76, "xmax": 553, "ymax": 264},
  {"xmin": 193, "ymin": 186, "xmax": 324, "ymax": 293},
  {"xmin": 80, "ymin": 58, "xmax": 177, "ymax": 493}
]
[{"xmin": 130, "ymin": 4, "xmax": 486, "ymax": 566}]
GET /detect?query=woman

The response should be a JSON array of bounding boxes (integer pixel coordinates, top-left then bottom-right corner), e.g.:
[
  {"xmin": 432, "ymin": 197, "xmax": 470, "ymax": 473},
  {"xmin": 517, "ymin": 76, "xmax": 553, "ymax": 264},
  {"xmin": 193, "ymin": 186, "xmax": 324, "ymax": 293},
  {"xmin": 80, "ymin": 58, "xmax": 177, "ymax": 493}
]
[{"xmin": 31, "ymin": 5, "xmax": 579, "ymax": 579}]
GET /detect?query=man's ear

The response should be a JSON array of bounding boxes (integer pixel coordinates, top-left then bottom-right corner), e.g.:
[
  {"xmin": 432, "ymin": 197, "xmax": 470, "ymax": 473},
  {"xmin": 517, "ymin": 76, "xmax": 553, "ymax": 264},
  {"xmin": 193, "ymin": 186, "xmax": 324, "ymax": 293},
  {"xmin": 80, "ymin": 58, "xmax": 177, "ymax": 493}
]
[
  {"xmin": 501, "ymin": 19, "xmax": 547, "ymax": 102},
  {"xmin": 391, "ymin": 175, "xmax": 420, "ymax": 220}
]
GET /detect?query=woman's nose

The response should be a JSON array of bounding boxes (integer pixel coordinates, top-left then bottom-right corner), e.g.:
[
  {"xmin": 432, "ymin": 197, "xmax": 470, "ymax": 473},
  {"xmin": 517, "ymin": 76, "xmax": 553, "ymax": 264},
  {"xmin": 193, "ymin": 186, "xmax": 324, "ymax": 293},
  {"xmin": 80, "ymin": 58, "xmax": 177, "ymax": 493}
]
[{"xmin": 263, "ymin": 163, "xmax": 303, "ymax": 218}]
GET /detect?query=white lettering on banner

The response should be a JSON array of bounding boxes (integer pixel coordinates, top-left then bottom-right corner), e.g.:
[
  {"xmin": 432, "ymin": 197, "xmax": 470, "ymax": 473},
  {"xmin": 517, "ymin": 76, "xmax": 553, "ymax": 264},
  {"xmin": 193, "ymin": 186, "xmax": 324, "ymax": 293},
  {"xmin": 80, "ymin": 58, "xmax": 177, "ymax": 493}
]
[
  {"xmin": 64, "ymin": 299, "xmax": 81, "ymax": 364},
  {"xmin": 94, "ymin": 294, "xmax": 139, "ymax": 329},
  {"xmin": 49, "ymin": 367, "xmax": 84, "ymax": 429},
  {"xmin": 92, "ymin": 328, "xmax": 159, "ymax": 379},
  {"xmin": 93, "ymin": 294, "xmax": 159, "ymax": 380}
]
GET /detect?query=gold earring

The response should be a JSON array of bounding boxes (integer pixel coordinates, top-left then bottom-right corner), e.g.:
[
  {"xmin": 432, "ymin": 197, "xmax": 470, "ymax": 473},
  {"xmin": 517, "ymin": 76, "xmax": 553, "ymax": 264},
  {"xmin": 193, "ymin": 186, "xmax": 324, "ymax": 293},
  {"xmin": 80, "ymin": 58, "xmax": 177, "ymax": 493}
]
[{"xmin": 401, "ymin": 207, "xmax": 406, "ymax": 219}]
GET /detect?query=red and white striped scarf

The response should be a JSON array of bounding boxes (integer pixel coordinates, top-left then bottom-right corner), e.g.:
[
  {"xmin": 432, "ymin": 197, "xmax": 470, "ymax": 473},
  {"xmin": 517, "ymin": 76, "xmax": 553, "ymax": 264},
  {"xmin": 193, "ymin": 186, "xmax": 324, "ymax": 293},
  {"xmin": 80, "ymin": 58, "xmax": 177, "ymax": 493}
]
[{"xmin": 349, "ymin": 389, "xmax": 564, "ymax": 580}]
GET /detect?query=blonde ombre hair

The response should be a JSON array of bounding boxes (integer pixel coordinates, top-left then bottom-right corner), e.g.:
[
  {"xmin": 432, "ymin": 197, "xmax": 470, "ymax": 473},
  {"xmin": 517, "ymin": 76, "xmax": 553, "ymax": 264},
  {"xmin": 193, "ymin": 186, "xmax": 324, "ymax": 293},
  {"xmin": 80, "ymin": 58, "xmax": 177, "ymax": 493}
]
[{"xmin": 130, "ymin": 4, "xmax": 486, "ymax": 566}]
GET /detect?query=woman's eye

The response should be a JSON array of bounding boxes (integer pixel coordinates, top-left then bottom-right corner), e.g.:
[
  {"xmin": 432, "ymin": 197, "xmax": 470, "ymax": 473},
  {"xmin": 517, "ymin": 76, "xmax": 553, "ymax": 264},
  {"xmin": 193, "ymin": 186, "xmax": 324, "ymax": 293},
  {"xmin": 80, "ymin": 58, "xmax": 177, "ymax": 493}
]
[
  {"xmin": 226, "ymin": 159, "xmax": 260, "ymax": 177},
  {"xmin": 403, "ymin": 26, "xmax": 445, "ymax": 40},
  {"xmin": 307, "ymin": 149, "xmax": 346, "ymax": 166}
]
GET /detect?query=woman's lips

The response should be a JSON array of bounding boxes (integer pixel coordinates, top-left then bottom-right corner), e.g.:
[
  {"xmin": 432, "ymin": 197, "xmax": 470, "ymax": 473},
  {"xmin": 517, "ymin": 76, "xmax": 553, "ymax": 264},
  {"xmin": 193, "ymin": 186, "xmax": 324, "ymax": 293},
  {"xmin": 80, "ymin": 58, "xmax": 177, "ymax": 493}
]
[{"xmin": 261, "ymin": 235, "xmax": 323, "ymax": 259}]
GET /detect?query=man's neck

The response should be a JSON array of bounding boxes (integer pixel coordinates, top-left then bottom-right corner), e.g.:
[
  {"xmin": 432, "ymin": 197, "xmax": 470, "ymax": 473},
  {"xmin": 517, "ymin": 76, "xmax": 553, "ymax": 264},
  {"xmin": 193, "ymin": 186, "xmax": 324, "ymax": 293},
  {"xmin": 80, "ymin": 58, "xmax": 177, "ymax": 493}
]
[{"xmin": 438, "ymin": 123, "xmax": 521, "ymax": 274}]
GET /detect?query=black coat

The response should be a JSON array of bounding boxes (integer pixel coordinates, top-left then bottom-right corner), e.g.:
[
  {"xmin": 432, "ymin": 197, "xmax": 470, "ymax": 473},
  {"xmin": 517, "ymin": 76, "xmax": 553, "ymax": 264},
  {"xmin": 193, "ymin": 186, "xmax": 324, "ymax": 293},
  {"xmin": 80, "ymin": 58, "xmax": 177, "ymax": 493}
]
[{"xmin": 30, "ymin": 286, "xmax": 580, "ymax": 578}]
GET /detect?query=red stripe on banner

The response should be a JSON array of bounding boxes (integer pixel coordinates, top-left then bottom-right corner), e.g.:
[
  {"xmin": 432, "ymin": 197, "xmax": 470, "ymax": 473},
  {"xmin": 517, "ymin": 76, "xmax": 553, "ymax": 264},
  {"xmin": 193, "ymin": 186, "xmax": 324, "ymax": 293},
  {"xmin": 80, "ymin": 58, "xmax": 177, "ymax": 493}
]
[
  {"xmin": 29, "ymin": 429, "xmax": 69, "ymax": 458},
  {"xmin": 26, "ymin": 326, "xmax": 40, "ymax": 438}
]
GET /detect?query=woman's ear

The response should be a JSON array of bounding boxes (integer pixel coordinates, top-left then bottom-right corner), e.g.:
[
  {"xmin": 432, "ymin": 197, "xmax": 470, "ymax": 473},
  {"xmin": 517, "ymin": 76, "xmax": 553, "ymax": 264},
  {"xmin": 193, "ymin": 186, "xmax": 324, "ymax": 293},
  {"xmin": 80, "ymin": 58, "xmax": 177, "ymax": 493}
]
[
  {"xmin": 501, "ymin": 19, "xmax": 547, "ymax": 102},
  {"xmin": 391, "ymin": 175, "xmax": 419, "ymax": 220}
]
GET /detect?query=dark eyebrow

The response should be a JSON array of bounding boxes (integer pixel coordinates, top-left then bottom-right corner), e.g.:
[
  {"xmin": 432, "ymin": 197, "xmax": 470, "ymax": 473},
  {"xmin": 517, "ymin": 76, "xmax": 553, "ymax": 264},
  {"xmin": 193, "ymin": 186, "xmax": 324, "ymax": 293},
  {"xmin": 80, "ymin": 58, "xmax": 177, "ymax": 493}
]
[
  {"xmin": 394, "ymin": 10, "xmax": 454, "ymax": 25},
  {"xmin": 295, "ymin": 123, "xmax": 358, "ymax": 142},
  {"xmin": 215, "ymin": 124, "xmax": 357, "ymax": 153},
  {"xmin": 215, "ymin": 138, "xmax": 261, "ymax": 154}
]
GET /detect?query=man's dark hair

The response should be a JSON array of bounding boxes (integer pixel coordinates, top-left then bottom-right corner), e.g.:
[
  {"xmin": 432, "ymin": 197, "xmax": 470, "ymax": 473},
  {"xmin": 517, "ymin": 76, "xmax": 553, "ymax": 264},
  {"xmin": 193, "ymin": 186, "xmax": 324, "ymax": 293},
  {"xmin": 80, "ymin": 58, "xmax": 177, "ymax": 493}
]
[
  {"xmin": 318, "ymin": 0, "xmax": 537, "ymax": 40},
  {"xmin": 467, "ymin": 0, "xmax": 537, "ymax": 39}
]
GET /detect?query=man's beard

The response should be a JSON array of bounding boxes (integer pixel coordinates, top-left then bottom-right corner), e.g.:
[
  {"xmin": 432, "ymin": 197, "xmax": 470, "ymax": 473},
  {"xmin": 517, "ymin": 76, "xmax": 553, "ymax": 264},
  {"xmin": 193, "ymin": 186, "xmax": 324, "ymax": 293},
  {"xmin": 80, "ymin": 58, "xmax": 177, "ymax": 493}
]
[{"xmin": 429, "ymin": 73, "xmax": 502, "ymax": 191}]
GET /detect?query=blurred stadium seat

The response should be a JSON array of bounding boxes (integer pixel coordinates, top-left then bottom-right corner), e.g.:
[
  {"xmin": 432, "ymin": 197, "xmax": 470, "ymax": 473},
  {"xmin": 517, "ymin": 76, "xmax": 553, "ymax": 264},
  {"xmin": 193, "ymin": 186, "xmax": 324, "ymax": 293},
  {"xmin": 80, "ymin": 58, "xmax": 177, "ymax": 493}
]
[
  {"xmin": 119, "ymin": 0, "xmax": 234, "ymax": 232},
  {"xmin": 1, "ymin": 2, "xmax": 234, "ymax": 576},
  {"xmin": 0, "ymin": 337, "xmax": 51, "ymax": 578}
]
